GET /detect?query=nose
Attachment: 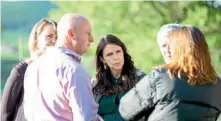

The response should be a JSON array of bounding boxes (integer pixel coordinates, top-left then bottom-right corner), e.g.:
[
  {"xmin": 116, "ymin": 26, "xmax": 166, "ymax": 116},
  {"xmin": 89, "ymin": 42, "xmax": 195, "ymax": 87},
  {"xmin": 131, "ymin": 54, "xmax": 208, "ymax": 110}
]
[
  {"xmin": 166, "ymin": 45, "xmax": 170, "ymax": 53},
  {"xmin": 113, "ymin": 53, "xmax": 118, "ymax": 60},
  {"xmin": 49, "ymin": 36, "xmax": 57, "ymax": 45},
  {"xmin": 89, "ymin": 34, "xmax": 94, "ymax": 42},
  {"xmin": 51, "ymin": 40, "xmax": 56, "ymax": 44}
]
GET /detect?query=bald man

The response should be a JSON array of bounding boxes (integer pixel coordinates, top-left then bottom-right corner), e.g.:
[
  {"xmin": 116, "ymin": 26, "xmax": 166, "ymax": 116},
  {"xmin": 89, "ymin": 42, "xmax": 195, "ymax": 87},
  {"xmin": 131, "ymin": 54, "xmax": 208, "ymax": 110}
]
[{"xmin": 23, "ymin": 13, "xmax": 102, "ymax": 121}]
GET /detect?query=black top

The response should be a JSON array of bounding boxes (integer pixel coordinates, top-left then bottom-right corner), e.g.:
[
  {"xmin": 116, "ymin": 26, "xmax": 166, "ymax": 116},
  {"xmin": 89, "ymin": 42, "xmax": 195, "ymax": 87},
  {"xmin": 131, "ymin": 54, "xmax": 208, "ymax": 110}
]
[
  {"xmin": 1, "ymin": 62, "xmax": 28, "ymax": 121},
  {"xmin": 119, "ymin": 68, "xmax": 221, "ymax": 121}
]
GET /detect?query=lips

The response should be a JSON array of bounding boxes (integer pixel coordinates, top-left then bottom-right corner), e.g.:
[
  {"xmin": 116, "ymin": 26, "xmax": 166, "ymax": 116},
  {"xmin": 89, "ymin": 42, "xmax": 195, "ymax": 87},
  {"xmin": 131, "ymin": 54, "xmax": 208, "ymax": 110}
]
[
  {"xmin": 165, "ymin": 54, "xmax": 171, "ymax": 58},
  {"xmin": 114, "ymin": 62, "xmax": 121, "ymax": 66}
]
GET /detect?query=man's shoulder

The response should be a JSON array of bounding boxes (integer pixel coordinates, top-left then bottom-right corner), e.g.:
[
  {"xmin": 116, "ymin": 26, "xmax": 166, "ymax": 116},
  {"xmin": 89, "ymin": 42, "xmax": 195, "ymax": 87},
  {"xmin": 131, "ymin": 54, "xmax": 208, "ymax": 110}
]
[
  {"xmin": 27, "ymin": 49, "xmax": 83, "ymax": 74},
  {"xmin": 42, "ymin": 48, "xmax": 79, "ymax": 66}
]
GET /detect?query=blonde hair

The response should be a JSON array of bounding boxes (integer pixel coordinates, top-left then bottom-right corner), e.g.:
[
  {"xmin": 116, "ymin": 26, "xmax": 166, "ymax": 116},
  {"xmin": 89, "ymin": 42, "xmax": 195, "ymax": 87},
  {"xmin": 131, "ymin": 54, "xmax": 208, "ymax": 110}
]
[
  {"xmin": 160, "ymin": 25, "xmax": 217, "ymax": 85},
  {"xmin": 28, "ymin": 18, "xmax": 57, "ymax": 58}
]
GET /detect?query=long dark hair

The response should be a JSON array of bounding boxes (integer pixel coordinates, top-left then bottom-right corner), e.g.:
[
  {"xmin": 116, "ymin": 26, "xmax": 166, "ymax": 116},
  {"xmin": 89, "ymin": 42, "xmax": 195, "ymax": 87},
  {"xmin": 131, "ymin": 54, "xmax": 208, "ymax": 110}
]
[{"xmin": 93, "ymin": 34, "xmax": 136, "ymax": 96}]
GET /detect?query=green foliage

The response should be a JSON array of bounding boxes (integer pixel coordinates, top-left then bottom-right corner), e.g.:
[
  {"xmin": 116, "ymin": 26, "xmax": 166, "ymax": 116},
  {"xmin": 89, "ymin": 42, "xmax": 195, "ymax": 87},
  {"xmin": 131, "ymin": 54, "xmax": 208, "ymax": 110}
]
[{"xmin": 49, "ymin": 1, "xmax": 221, "ymax": 76}]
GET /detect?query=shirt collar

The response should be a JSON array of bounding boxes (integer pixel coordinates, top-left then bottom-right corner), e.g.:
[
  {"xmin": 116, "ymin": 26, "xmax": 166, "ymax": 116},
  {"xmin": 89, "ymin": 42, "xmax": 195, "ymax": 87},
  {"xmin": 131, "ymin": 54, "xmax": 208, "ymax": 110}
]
[
  {"xmin": 58, "ymin": 47, "xmax": 82, "ymax": 63},
  {"xmin": 112, "ymin": 75, "xmax": 122, "ymax": 85}
]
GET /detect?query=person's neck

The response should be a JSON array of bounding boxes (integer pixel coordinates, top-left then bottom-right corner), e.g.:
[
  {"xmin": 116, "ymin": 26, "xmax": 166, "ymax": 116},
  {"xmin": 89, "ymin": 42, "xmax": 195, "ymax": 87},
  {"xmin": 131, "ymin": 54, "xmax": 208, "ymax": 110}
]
[
  {"xmin": 111, "ymin": 69, "xmax": 122, "ymax": 79},
  {"xmin": 62, "ymin": 43, "xmax": 82, "ymax": 56}
]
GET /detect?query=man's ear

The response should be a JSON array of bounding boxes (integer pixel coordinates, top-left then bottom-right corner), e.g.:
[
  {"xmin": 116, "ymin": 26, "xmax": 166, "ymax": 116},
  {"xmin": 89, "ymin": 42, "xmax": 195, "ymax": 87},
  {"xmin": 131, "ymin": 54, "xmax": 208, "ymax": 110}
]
[{"xmin": 68, "ymin": 28, "xmax": 76, "ymax": 40}]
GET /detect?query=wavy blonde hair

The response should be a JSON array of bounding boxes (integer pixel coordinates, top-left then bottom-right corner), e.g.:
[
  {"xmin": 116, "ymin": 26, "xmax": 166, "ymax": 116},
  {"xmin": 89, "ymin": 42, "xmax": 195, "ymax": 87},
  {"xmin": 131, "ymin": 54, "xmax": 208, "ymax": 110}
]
[
  {"xmin": 28, "ymin": 18, "xmax": 57, "ymax": 58},
  {"xmin": 160, "ymin": 25, "xmax": 217, "ymax": 85}
]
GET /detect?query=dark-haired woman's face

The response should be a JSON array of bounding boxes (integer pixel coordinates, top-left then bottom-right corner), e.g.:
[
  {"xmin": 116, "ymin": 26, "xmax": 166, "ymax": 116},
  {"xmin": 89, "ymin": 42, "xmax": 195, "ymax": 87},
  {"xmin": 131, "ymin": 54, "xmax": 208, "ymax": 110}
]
[{"xmin": 102, "ymin": 44, "xmax": 124, "ymax": 73}]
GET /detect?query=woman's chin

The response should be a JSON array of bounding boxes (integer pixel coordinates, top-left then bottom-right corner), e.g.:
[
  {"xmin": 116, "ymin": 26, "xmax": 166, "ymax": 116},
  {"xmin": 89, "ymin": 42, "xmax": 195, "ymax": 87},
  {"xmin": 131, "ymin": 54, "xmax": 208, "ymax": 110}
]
[{"xmin": 113, "ymin": 66, "xmax": 123, "ymax": 71}]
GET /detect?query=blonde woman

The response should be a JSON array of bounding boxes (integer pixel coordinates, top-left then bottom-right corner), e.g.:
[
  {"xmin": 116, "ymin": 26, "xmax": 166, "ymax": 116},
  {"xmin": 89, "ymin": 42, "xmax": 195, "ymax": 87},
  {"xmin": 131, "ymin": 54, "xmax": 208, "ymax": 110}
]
[
  {"xmin": 1, "ymin": 18, "xmax": 57, "ymax": 121},
  {"xmin": 119, "ymin": 25, "xmax": 221, "ymax": 121}
]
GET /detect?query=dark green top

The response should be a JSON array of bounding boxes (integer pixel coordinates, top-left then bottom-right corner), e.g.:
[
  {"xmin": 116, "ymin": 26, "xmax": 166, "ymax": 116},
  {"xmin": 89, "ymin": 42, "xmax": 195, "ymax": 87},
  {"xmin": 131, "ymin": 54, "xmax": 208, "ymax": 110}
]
[{"xmin": 95, "ymin": 70, "xmax": 146, "ymax": 121}]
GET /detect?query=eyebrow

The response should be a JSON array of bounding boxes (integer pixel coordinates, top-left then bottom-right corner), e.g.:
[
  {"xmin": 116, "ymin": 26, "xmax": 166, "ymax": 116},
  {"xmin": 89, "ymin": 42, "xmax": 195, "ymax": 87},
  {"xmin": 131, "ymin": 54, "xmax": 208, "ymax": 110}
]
[
  {"xmin": 106, "ymin": 48, "xmax": 122, "ymax": 54},
  {"xmin": 105, "ymin": 52, "xmax": 113, "ymax": 56},
  {"xmin": 47, "ymin": 33, "xmax": 55, "ymax": 36},
  {"xmin": 116, "ymin": 48, "xmax": 122, "ymax": 51}
]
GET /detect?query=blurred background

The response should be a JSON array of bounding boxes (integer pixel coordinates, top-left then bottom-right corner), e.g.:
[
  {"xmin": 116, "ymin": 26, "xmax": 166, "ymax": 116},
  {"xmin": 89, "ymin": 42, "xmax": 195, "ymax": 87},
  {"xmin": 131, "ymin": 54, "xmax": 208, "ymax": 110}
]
[{"xmin": 1, "ymin": 1, "xmax": 221, "ymax": 116}]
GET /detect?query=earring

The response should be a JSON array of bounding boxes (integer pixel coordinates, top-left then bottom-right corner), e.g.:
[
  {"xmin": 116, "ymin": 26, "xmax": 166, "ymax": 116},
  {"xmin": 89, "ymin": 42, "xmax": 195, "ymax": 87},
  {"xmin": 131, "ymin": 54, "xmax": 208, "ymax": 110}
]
[
  {"xmin": 33, "ymin": 42, "xmax": 37, "ymax": 49},
  {"xmin": 104, "ymin": 64, "xmax": 107, "ymax": 70}
]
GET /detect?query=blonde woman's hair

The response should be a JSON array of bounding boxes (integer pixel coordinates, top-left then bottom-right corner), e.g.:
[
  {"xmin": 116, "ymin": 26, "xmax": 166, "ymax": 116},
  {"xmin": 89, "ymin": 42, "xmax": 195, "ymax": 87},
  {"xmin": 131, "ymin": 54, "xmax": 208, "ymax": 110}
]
[
  {"xmin": 28, "ymin": 18, "xmax": 57, "ymax": 58},
  {"xmin": 160, "ymin": 25, "xmax": 217, "ymax": 85}
]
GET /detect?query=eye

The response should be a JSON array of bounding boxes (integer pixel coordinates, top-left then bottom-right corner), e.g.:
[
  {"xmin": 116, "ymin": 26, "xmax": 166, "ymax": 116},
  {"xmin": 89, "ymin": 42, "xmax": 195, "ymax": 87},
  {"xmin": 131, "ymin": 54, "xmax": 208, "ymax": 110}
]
[
  {"xmin": 86, "ymin": 32, "xmax": 90, "ymax": 35},
  {"xmin": 106, "ymin": 52, "xmax": 113, "ymax": 57},
  {"xmin": 161, "ymin": 44, "xmax": 167, "ymax": 48},
  {"xmin": 116, "ymin": 50, "xmax": 122, "ymax": 53},
  {"xmin": 46, "ymin": 35, "xmax": 53, "ymax": 38}
]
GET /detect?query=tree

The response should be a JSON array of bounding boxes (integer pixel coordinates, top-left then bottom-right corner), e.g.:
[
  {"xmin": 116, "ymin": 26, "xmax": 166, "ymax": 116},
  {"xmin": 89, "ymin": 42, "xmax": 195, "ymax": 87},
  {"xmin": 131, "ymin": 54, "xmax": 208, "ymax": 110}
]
[{"xmin": 49, "ymin": 1, "xmax": 221, "ymax": 76}]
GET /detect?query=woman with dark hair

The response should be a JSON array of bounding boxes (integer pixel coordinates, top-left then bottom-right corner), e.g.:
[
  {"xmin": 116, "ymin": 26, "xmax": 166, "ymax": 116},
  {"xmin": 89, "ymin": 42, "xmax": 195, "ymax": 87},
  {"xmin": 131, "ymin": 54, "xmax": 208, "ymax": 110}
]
[
  {"xmin": 119, "ymin": 25, "xmax": 221, "ymax": 121},
  {"xmin": 1, "ymin": 18, "xmax": 57, "ymax": 121},
  {"xmin": 92, "ymin": 34, "xmax": 146, "ymax": 121}
]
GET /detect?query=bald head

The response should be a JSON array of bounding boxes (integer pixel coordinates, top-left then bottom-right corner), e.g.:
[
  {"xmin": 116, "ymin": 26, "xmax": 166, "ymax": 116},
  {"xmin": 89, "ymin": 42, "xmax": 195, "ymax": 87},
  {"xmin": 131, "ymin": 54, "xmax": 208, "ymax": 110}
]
[
  {"xmin": 56, "ymin": 13, "xmax": 93, "ymax": 55},
  {"xmin": 57, "ymin": 13, "xmax": 89, "ymax": 37}
]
